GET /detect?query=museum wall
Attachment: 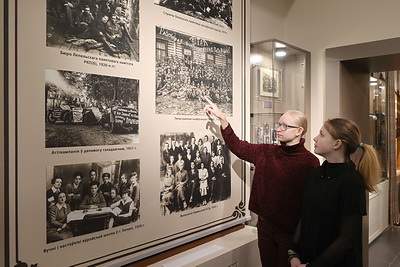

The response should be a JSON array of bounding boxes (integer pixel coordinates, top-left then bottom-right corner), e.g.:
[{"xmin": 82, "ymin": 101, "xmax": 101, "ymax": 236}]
[
  {"xmin": 4, "ymin": 1, "xmax": 250, "ymax": 266},
  {"xmin": 249, "ymin": 0, "xmax": 287, "ymax": 43},
  {"xmin": 4, "ymin": 0, "xmax": 400, "ymax": 266},
  {"xmin": 284, "ymin": 0, "xmax": 400, "ymax": 140},
  {"xmin": 1, "ymin": 0, "xmax": 5, "ymax": 265},
  {"xmin": 250, "ymin": 0, "xmax": 400, "ymax": 148}
]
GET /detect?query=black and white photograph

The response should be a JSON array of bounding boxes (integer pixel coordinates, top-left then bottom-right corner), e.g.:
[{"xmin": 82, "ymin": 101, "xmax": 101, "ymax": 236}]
[
  {"xmin": 7, "ymin": 0, "xmax": 247, "ymax": 265},
  {"xmin": 156, "ymin": 26, "xmax": 233, "ymax": 115},
  {"xmin": 45, "ymin": 69, "xmax": 139, "ymax": 148},
  {"xmin": 46, "ymin": 159, "xmax": 140, "ymax": 243},
  {"xmin": 154, "ymin": 0, "xmax": 232, "ymax": 29},
  {"xmin": 46, "ymin": 0, "xmax": 140, "ymax": 61},
  {"xmin": 259, "ymin": 67, "xmax": 282, "ymax": 99},
  {"xmin": 159, "ymin": 132, "xmax": 231, "ymax": 216}
]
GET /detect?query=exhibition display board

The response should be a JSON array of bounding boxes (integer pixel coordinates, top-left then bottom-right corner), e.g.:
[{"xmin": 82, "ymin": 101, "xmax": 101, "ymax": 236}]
[{"xmin": 5, "ymin": 0, "xmax": 249, "ymax": 266}]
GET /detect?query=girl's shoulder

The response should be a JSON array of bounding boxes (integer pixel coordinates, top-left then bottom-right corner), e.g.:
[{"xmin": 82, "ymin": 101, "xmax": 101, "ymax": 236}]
[{"xmin": 308, "ymin": 165, "xmax": 324, "ymax": 177}]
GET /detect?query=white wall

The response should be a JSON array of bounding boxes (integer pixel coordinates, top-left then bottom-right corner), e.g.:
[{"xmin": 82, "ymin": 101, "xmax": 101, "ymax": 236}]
[
  {"xmin": 249, "ymin": 3, "xmax": 400, "ymax": 265},
  {"xmin": 250, "ymin": 0, "xmax": 289, "ymax": 43},
  {"xmin": 284, "ymin": 0, "xmax": 400, "ymax": 138},
  {"xmin": 0, "ymin": 0, "xmax": 4, "ymax": 265},
  {"xmin": 251, "ymin": 0, "xmax": 400, "ymax": 143}
]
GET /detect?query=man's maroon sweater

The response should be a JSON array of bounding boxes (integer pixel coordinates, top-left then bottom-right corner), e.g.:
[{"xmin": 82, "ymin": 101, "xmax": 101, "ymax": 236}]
[{"xmin": 221, "ymin": 124, "xmax": 320, "ymax": 234}]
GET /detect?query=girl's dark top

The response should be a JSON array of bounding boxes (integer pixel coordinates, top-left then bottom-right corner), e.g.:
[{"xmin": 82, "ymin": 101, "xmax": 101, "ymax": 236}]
[
  {"xmin": 221, "ymin": 124, "xmax": 320, "ymax": 234},
  {"xmin": 297, "ymin": 161, "xmax": 367, "ymax": 267}
]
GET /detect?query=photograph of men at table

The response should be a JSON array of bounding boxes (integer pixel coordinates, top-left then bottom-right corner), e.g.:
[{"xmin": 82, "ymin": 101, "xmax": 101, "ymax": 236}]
[
  {"xmin": 46, "ymin": 159, "xmax": 140, "ymax": 243},
  {"xmin": 79, "ymin": 181, "xmax": 107, "ymax": 209}
]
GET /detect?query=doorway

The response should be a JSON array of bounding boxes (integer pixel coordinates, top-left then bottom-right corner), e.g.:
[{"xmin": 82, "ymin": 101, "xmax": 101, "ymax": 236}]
[{"xmin": 367, "ymin": 71, "xmax": 392, "ymax": 242}]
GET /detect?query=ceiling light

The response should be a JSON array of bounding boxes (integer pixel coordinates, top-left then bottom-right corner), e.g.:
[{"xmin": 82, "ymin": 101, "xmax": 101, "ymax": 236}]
[
  {"xmin": 370, "ymin": 76, "xmax": 377, "ymax": 82},
  {"xmin": 250, "ymin": 53, "xmax": 263, "ymax": 65},
  {"xmin": 275, "ymin": 42, "xmax": 286, "ymax": 48},
  {"xmin": 370, "ymin": 82, "xmax": 378, "ymax": 86},
  {"xmin": 275, "ymin": 48, "xmax": 286, "ymax": 57}
]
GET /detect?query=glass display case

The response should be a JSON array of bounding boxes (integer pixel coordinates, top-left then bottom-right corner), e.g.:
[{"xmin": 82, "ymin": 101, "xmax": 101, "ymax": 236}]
[
  {"xmin": 246, "ymin": 40, "xmax": 311, "ymax": 226},
  {"xmin": 249, "ymin": 39, "xmax": 311, "ymax": 145},
  {"xmin": 369, "ymin": 72, "xmax": 388, "ymax": 180}
]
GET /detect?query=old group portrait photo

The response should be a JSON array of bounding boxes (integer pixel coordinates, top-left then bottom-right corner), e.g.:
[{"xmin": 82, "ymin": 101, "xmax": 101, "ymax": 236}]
[
  {"xmin": 46, "ymin": 159, "xmax": 140, "ymax": 243},
  {"xmin": 45, "ymin": 69, "xmax": 139, "ymax": 148},
  {"xmin": 160, "ymin": 132, "xmax": 231, "ymax": 216},
  {"xmin": 156, "ymin": 26, "xmax": 233, "ymax": 115},
  {"xmin": 46, "ymin": 0, "xmax": 140, "ymax": 61},
  {"xmin": 259, "ymin": 67, "xmax": 282, "ymax": 99},
  {"xmin": 154, "ymin": 0, "xmax": 232, "ymax": 29}
]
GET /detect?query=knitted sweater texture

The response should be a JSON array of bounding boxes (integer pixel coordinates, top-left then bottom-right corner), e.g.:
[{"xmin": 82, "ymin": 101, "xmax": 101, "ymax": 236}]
[{"xmin": 221, "ymin": 124, "xmax": 320, "ymax": 234}]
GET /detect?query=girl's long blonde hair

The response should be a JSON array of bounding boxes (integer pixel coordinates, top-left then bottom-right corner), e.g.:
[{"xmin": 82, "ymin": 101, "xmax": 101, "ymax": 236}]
[{"xmin": 324, "ymin": 118, "xmax": 381, "ymax": 192}]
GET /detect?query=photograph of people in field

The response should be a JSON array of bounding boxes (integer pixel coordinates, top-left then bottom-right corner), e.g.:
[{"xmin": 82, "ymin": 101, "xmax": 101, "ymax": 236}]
[
  {"xmin": 155, "ymin": 26, "xmax": 232, "ymax": 115},
  {"xmin": 46, "ymin": 0, "xmax": 139, "ymax": 61}
]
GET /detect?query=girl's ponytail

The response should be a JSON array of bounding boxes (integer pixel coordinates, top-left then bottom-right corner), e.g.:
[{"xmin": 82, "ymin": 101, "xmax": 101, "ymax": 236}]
[
  {"xmin": 357, "ymin": 143, "xmax": 381, "ymax": 192},
  {"xmin": 324, "ymin": 118, "xmax": 381, "ymax": 192}
]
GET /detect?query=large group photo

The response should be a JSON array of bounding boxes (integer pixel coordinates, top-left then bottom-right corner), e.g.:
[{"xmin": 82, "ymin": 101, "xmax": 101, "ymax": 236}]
[
  {"xmin": 46, "ymin": 159, "xmax": 140, "ymax": 243},
  {"xmin": 154, "ymin": 0, "xmax": 232, "ymax": 29},
  {"xmin": 45, "ymin": 69, "xmax": 139, "ymax": 148},
  {"xmin": 160, "ymin": 132, "xmax": 231, "ymax": 216},
  {"xmin": 155, "ymin": 26, "xmax": 233, "ymax": 115},
  {"xmin": 46, "ymin": 0, "xmax": 139, "ymax": 61}
]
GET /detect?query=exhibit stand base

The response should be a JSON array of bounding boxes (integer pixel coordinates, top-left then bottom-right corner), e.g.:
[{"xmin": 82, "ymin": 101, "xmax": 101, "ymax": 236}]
[{"xmin": 122, "ymin": 225, "xmax": 261, "ymax": 267}]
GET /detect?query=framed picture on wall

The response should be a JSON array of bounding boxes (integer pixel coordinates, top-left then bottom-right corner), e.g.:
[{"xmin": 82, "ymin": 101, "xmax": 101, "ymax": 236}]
[
  {"xmin": 258, "ymin": 67, "xmax": 282, "ymax": 100},
  {"xmin": 5, "ymin": 0, "xmax": 249, "ymax": 266}
]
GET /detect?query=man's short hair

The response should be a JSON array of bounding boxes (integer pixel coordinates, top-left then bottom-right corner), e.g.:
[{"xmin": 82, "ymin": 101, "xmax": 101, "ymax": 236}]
[{"xmin": 89, "ymin": 180, "xmax": 100, "ymax": 187}]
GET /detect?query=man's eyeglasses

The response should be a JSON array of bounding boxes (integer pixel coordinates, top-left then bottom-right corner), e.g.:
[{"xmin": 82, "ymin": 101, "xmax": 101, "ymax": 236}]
[{"xmin": 274, "ymin": 123, "xmax": 300, "ymax": 131}]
